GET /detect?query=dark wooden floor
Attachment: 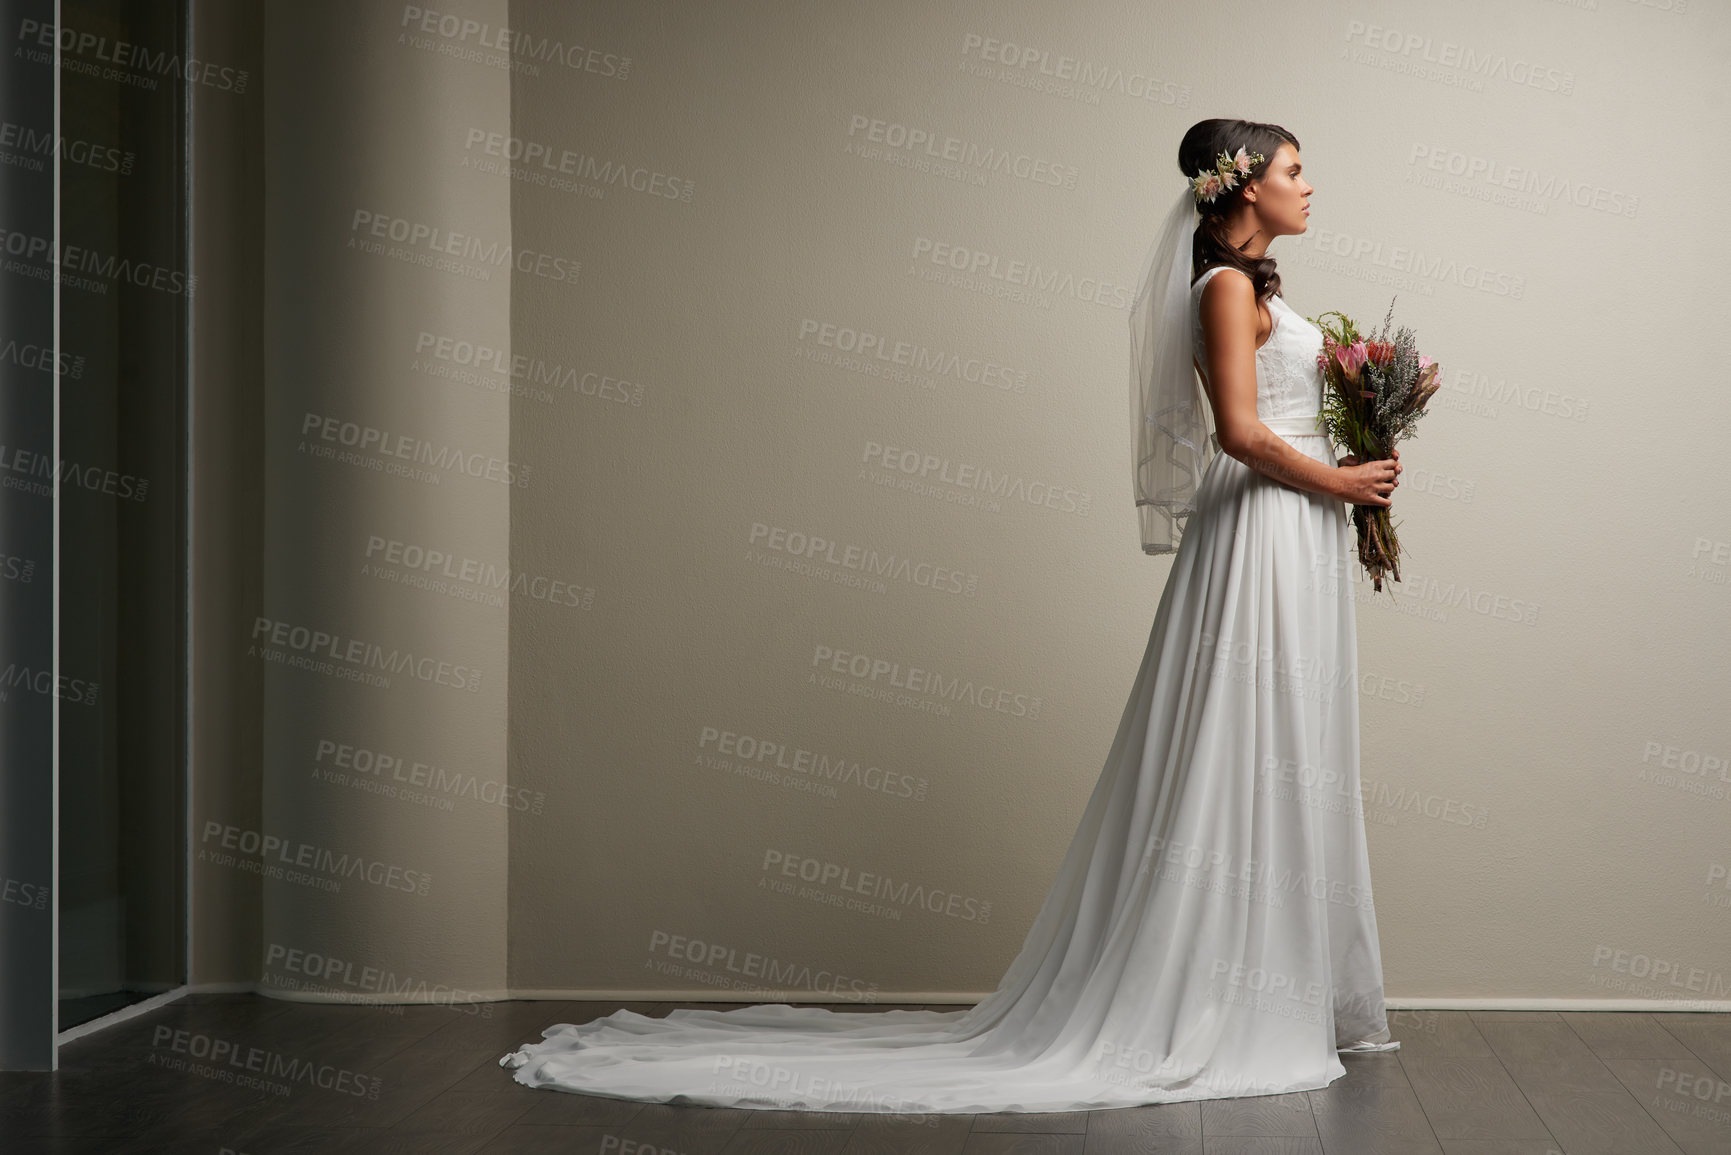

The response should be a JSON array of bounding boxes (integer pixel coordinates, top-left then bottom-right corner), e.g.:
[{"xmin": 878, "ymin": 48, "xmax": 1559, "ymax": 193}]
[{"xmin": 1, "ymin": 995, "xmax": 1726, "ymax": 1153}]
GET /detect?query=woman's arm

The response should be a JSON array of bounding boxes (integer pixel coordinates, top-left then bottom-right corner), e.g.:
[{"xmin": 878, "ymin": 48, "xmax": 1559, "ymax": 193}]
[{"xmin": 1195, "ymin": 270, "xmax": 1397, "ymax": 505}]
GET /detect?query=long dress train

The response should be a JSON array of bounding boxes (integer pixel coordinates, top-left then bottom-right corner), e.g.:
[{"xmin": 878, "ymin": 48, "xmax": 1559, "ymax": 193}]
[{"xmin": 498, "ymin": 264, "xmax": 1397, "ymax": 1113}]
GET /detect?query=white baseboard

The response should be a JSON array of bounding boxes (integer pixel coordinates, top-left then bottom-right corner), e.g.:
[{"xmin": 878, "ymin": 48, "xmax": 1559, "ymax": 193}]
[
  {"xmin": 48, "ymin": 984, "xmax": 1725, "ymax": 1054},
  {"xmin": 180, "ymin": 982, "xmax": 1731, "ymax": 1013}
]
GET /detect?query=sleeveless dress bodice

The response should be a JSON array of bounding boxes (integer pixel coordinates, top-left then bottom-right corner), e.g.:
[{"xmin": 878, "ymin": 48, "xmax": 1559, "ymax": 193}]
[{"xmin": 1190, "ymin": 264, "xmax": 1326, "ymax": 425}]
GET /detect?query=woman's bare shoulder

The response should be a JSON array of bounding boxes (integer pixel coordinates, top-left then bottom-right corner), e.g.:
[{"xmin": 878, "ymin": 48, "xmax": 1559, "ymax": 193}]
[
  {"xmin": 1196, "ymin": 264, "xmax": 1254, "ymax": 292},
  {"xmin": 1196, "ymin": 266, "xmax": 1257, "ymax": 322}
]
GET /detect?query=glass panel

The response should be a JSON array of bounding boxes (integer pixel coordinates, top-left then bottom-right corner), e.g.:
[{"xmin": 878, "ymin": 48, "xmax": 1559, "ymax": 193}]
[{"xmin": 54, "ymin": 0, "xmax": 188, "ymax": 1031}]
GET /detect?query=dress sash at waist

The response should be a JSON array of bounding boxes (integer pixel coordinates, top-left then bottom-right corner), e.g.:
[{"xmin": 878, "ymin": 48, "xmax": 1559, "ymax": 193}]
[
  {"xmin": 1203, "ymin": 413, "xmax": 1330, "ymax": 455},
  {"xmin": 1261, "ymin": 413, "xmax": 1329, "ymax": 438}
]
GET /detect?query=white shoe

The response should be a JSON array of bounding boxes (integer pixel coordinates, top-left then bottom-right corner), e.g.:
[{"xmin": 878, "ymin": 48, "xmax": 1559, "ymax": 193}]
[{"xmin": 1336, "ymin": 1039, "xmax": 1401, "ymax": 1053}]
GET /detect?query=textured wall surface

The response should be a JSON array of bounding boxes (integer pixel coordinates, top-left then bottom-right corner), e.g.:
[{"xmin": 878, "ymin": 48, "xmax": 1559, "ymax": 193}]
[{"xmin": 202, "ymin": 0, "xmax": 1730, "ymax": 1009}]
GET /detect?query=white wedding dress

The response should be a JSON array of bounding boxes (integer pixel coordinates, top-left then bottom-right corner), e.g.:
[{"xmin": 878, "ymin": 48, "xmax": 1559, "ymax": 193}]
[{"xmin": 499, "ymin": 264, "xmax": 1397, "ymax": 1113}]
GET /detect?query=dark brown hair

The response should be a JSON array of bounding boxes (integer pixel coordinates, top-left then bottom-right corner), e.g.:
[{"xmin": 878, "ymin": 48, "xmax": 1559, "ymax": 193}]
[{"xmin": 1178, "ymin": 119, "xmax": 1299, "ymax": 301}]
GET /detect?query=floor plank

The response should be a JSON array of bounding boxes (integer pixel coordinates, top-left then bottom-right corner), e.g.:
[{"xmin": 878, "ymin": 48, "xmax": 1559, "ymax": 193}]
[{"xmin": 15, "ymin": 997, "xmax": 1713, "ymax": 1154}]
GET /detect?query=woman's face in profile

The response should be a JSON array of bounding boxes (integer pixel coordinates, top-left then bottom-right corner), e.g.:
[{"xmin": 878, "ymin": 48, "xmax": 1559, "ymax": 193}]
[{"xmin": 1253, "ymin": 142, "xmax": 1313, "ymax": 237}]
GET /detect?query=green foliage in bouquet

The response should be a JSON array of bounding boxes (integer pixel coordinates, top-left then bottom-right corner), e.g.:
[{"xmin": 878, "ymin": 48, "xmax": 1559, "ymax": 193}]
[{"xmin": 1308, "ymin": 298, "xmax": 1441, "ymax": 593}]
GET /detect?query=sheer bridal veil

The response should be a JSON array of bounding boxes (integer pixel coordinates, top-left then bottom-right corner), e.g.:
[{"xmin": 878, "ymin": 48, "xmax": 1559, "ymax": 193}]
[{"xmin": 1129, "ymin": 186, "xmax": 1219, "ymax": 556}]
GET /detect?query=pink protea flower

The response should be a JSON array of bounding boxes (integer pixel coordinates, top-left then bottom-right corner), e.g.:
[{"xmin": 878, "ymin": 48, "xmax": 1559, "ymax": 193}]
[
  {"xmin": 1193, "ymin": 171, "xmax": 1224, "ymax": 202},
  {"xmin": 1337, "ymin": 340, "xmax": 1369, "ymax": 384},
  {"xmin": 1231, "ymin": 146, "xmax": 1255, "ymax": 176}
]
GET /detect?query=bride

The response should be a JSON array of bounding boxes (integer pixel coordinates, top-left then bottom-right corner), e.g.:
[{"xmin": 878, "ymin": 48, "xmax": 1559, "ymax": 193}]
[{"xmin": 499, "ymin": 118, "xmax": 1405, "ymax": 1114}]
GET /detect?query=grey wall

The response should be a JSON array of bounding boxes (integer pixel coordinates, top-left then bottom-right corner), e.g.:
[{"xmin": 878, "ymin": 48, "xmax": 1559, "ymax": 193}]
[{"xmin": 192, "ymin": 0, "xmax": 1731, "ymax": 1011}]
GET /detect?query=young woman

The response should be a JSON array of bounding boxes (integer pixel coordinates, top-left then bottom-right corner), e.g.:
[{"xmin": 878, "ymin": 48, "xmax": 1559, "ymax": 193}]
[{"xmin": 500, "ymin": 118, "xmax": 1403, "ymax": 1113}]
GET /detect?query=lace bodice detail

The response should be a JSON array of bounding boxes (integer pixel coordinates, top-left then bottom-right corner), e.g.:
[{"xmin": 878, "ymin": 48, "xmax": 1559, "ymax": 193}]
[{"xmin": 1191, "ymin": 265, "xmax": 1324, "ymax": 421}]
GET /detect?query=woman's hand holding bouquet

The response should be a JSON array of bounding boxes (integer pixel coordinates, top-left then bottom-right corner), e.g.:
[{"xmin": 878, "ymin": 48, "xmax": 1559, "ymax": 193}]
[{"xmin": 1310, "ymin": 299, "xmax": 1441, "ymax": 593}]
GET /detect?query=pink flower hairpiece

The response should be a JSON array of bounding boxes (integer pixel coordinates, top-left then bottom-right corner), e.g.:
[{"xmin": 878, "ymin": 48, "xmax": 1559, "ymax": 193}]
[{"xmin": 1192, "ymin": 146, "xmax": 1265, "ymax": 205}]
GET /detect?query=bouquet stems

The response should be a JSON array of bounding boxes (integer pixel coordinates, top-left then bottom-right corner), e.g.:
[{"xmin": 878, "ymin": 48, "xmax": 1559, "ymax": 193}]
[
  {"xmin": 1352, "ymin": 503, "xmax": 1400, "ymax": 592},
  {"xmin": 1310, "ymin": 302, "xmax": 1439, "ymax": 596}
]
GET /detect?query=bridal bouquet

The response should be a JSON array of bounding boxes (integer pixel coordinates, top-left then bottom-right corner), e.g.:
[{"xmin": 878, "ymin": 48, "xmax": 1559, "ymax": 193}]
[{"xmin": 1309, "ymin": 299, "xmax": 1441, "ymax": 594}]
